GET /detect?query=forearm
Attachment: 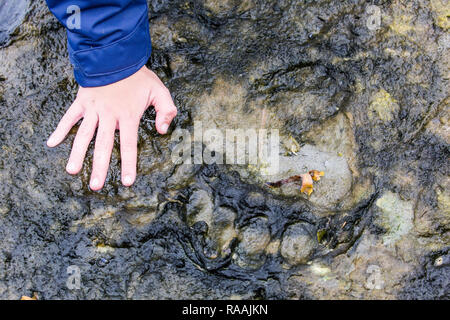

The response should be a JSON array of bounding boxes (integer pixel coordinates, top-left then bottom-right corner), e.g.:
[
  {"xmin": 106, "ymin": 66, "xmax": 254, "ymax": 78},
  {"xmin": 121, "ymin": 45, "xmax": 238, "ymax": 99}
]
[{"xmin": 45, "ymin": 0, "xmax": 151, "ymax": 87}]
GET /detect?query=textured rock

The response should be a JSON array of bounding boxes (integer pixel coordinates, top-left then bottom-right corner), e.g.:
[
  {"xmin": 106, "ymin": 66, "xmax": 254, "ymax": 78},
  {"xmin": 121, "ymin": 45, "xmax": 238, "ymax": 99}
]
[
  {"xmin": 0, "ymin": 0, "xmax": 29, "ymax": 46},
  {"xmin": 280, "ymin": 223, "xmax": 316, "ymax": 265},
  {"xmin": 267, "ymin": 144, "xmax": 352, "ymax": 208},
  {"xmin": 235, "ymin": 218, "xmax": 270, "ymax": 269},
  {"xmin": 375, "ymin": 191, "xmax": 414, "ymax": 246},
  {"xmin": 0, "ymin": 0, "xmax": 448, "ymax": 300},
  {"xmin": 210, "ymin": 206, "xmax": 237, "ymax": 255}
]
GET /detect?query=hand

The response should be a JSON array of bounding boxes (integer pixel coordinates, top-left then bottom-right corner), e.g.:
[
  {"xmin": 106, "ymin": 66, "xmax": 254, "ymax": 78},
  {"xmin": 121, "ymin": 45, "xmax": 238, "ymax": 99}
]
[{"xmin": 46, "ymin": 66, "xmax": 177, "ymax": 191}]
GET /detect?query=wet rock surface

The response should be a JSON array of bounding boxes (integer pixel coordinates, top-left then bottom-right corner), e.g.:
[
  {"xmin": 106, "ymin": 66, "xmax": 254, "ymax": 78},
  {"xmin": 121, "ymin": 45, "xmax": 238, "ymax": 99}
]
[
  {"xmin": 0, "ymin": 0, "xmax": 29, "ymax": 47},
  {"xmin": 280, "ymin": 223, "xmax": 317, "ymax": 266},
  {"xmin": 266, "ymin": 144, "xmax": 352, "ymax": 208},
  {"xmin": 0, "ymin": 0, "xmax": 449, "ymax": 299}
]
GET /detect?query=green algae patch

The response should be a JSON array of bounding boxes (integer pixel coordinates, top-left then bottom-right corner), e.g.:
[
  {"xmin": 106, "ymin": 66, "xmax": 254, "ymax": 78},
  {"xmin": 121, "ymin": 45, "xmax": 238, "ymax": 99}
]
[
  {"xmin": 368, "ymin": 89, "xmax": 400, "ymax": 122},
  {"xmin": 431, "ymin": 0, "xmax": 450, "ymax": 30},
  {"xmin": 375, "ymin": 191, "xmax": 414, "ymax": 246}
]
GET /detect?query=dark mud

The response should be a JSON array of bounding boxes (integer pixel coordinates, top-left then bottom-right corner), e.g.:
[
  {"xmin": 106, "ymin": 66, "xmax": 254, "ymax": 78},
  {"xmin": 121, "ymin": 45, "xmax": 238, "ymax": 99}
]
[
  {"xmin": 399, "ymin": 247, "xmax": 450, "ymax": 299},
  {"xmin": 0, "ymin": 0, "xmax": 448, "ymax": 299}
]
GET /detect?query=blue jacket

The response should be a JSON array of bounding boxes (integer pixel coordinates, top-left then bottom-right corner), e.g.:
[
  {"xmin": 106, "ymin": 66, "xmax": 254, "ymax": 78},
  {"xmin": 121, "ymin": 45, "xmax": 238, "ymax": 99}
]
[{"xmin": 46, "ymin": 0, "xmax": 151, "ymax": 87}]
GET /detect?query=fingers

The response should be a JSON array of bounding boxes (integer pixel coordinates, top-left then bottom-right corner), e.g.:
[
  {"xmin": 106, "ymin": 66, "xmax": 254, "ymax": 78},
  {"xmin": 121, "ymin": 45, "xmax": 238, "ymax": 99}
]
[
  {"xmin": 90, "ymin": 116, "xmax": 116, "ymax": 191},
  {"xmin": 66, "ymin": 112, "xmax": 98, "ymax": 175},
  {"xmin": 119, "ymin": 118, "xmax": 139, "ymax": 186},
  {"xmin": 152, "ymin": 88, "xmax": 177, "ymax": 135},
  {"xmin": 47, "ymin": 101, "xmax": 83, "ymax": 147}
]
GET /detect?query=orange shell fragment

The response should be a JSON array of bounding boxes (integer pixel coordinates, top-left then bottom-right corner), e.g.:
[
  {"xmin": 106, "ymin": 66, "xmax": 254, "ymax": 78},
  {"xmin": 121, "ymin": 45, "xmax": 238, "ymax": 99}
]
[
  {"xmin": 20, "ymin": 293, "xmax": 38, "ymax": 300},
  {"xmin": 300, "ymin": 173, "xmax": 314, "ymax": 196},
  {"xmin": 265, "ymin": 170, "xmax": 324, "ymax": 197},
  {"xmin": 309, "ymin": 170, "xmax": 324, "ymax": 181}
]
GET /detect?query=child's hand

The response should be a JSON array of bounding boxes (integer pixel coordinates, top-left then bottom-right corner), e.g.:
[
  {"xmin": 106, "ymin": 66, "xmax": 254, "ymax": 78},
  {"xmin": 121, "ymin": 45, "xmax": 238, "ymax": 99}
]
[{"xmin": 46, "ymin": 66, "xmax": 177, "ymax": 191}]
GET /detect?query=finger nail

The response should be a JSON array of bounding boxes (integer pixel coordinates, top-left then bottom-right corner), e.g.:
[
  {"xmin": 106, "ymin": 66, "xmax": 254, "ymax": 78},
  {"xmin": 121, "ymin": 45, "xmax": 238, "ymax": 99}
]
[
  {"xmin": 90, "ymin": 178, "xmax": 100, "ymax": 190},
  {"xmin": 47, "ymin": 135, "xmax": 56, "ymax": 146},
  {"xmin": 160, "ymin": 123, "xmax": 169, "ymax": 134},
  {"xmin": 123, "ymin": 175, "xmax": 133, "ymax": 186},
  {"xmin": 66, "ymin": 162, "xmax": 76, "ymax": 173}
]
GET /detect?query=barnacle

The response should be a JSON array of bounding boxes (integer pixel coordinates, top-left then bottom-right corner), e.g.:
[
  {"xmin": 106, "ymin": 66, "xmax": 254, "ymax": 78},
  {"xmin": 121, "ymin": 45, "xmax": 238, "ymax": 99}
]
[
  {"xmin": 266, "ymin": 170, "xmax": 325, "ymax": 196},
  {"xmin": 435, "ymin": 256, "xmax": 444, "ymax": 267}
]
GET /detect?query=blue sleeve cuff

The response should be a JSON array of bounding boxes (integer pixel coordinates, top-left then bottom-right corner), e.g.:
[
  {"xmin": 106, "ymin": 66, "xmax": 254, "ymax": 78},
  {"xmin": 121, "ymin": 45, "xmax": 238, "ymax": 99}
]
[{"xmin": 67, "ymin": 12, "xmax": 151, "ymax": 87}]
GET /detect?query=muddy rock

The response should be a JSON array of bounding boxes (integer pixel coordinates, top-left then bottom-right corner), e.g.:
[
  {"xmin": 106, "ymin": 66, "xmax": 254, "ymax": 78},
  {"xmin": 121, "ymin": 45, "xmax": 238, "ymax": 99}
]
[
  {"xmin": 235, "ymin": 217, "xmax": 270, "ymax": 269},
  {"xmin": 209, "ymin": 206, "xmax": 237, "ymax": 256},
  {"xmin": 280, "ymin": 223, "xmax": 316, "ymax": 266},
  {"xmin": 0, "ymin": 0, "xmax": 448, "ymax": 299},
  {"xmin": 186, "ymin": 189, "xmax": 214, "ymax": 227}
]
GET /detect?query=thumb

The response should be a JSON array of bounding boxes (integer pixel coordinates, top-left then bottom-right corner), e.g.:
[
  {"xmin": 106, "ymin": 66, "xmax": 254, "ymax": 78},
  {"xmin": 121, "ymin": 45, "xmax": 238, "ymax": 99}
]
[{"xmin": 152, "ymin": 89, "xmax": 178, "ymax": 134}]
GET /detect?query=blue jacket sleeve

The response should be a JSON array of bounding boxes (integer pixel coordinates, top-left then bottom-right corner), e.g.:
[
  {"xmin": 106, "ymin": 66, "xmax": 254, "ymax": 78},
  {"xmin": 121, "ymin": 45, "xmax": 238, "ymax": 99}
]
[{"xmin": 46, "ymin": 0, "xmax": 152, "ymax": 87}]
